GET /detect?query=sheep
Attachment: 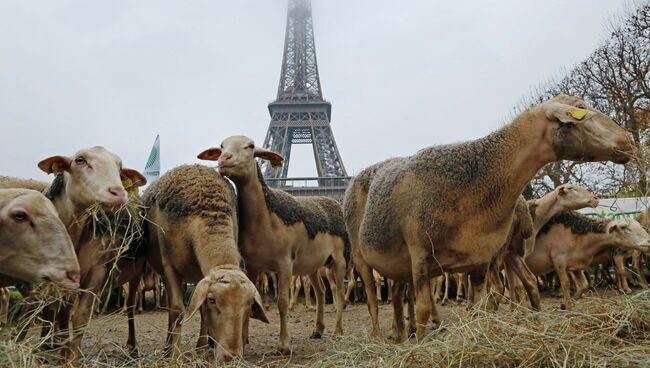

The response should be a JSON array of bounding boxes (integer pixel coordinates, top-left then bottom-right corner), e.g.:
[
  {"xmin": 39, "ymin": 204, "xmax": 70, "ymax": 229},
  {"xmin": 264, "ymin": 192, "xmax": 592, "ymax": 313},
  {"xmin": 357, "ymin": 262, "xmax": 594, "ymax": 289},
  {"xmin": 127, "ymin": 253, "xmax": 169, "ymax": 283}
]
[
  {"xmin": 344, "ymin": 95, "xmax": 635, "ymax": 339},
  {"xmin": 501, "ymin": 184, "xmax": 599, "ymax": 309},
  {"xmin": 527, "ymin": 212, "xmax": 650, "ymax": 309},
  {"xmin": 0, "ymin": 188, "xmax": 79, "ymax": 288},
  {"xmin": 142, "ymin": 164, "xmax": 268, "ymax": 362},
  {"xmin": 583, "ymin": 247, "xmax": 646, "ymax": 295},
  {"xmin": 3, "ymin": 147, "xmax": 147, "ymax": 363},
  {"xmin": 0, "ymin": 176, "xmax": 48, "ymax": 192},
  {"xmin": 197, "ymin": 135, "xmax": 350, "ymax": 355}
]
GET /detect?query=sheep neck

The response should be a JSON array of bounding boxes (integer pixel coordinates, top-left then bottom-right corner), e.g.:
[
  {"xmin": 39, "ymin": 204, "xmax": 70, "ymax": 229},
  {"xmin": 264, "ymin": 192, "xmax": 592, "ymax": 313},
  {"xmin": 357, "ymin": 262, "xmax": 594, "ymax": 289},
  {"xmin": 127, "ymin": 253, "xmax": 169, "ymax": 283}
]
[
  {"xmin": 234, "ymin": 168, "xmax": 273, "ymax": 233},
  {"xmin": 463, "ymin": 112, "xmax": 556, "ymax": 219},
  {"xmin": 531, "ymin": 193, "xmax": 562, "ymax": 236},
  {"xmin": 49, "ymin": 186, "xmax": 85, "ymax": 248}
]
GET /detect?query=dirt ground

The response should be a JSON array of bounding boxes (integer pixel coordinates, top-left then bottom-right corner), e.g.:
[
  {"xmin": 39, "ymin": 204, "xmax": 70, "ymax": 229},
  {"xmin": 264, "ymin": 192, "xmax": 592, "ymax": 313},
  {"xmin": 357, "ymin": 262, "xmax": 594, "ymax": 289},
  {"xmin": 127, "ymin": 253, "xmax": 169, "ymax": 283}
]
[{"xmin": 73, "ymin": 292, "xmax": 575, "ymax": 366}]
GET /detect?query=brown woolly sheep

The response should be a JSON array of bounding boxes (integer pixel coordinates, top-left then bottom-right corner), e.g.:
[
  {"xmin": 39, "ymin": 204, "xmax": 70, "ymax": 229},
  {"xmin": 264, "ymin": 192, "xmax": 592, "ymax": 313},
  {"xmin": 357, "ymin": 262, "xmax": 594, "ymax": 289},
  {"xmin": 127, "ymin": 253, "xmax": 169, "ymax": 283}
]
[
  {"xmin": 142, "ymin": 164, "xmax": 268, "ymax": 362},
  {"xmin": 0, "ymin": 176, "xmax": 48, "ymax": 192},
  {"xmin": 346, "ymin": 95, "xmax": 635, "ymax": 339},
  {"xmin": 527, "ymin": 212, "xmax": 650, "ymax": 309},
  {"xmin": 197, "ymin": 135, "xmax": 350, "ymax": 355}
]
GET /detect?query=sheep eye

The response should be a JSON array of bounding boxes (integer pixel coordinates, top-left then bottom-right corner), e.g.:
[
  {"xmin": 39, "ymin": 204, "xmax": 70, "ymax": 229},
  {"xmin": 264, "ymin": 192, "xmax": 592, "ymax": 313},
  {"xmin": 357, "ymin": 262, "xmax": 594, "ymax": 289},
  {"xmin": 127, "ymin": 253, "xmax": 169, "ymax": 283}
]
[
  {"xmin": 208, "ymin": 297, "xmax": 217, "ymax": 306},
  {"xmin": 12, "ymin": 211, "xmax": 28, "ymax": 222},
  {"xmin": 246, "ymin": 144, "xmax": 254, "ymax": 149},
  {"xmin": 74, "ymin": 156, "xmax": 87, "ymax": 165}
]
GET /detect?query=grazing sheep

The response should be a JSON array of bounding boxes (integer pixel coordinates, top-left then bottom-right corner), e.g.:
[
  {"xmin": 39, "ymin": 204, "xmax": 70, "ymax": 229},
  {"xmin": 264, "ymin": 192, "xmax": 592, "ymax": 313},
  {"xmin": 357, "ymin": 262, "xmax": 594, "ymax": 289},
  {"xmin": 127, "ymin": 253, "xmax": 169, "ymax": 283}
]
[
  {"xmin": 527, "ymin": 212, "xmax": 650, "ymax": 309},
  {"xmin": 0, "ymin": 188, "xmax": 79, "ymax": 288},
  {"xmin": 142, "ymin": 164, "xmax": 268, "ymax": 362},
  {"xmin": 198, "ymin": 135, "xmax": 350, "ymax": 355},
  {"xmin": 346, "ymin": 95, "xmax": 635, "ymax": 339}
]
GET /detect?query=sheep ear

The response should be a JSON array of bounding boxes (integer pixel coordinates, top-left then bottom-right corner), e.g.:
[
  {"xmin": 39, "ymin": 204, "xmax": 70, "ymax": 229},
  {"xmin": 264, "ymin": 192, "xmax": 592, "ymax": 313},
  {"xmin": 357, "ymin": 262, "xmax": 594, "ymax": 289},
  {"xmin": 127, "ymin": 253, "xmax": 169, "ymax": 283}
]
[
  {"xmin": 38, "ymin": 156, "xmax": 72, "ymax": 175},
  {"xmin": 121, "ymin": 168, "xmax": 147, "ymax": 187},
  {"xmin": 254, "ymin": 147, "xmax": 284, "ymax": 169},
  {"xmin": 184, "ymin": 278, "xmax": 210, "ymax": 323},
  {"xmin": 544, "ymin": 102, "xmax": 589, "ymax": 124},
  {"xmin": 251, "ymin": 290, "xmax": 269, "ymax": 323},
  {"xmin": 197, "ymin": 147, "xmax": 222, "ymax": 161}
]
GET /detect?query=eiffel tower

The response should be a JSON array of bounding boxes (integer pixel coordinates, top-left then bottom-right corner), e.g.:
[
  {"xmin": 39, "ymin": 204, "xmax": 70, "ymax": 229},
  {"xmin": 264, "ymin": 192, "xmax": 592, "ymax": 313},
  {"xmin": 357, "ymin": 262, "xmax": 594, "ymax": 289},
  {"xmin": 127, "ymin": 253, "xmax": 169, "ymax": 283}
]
[{"xmin": 261, "ymin": 0, "xmax": 349, "ymax": 198}]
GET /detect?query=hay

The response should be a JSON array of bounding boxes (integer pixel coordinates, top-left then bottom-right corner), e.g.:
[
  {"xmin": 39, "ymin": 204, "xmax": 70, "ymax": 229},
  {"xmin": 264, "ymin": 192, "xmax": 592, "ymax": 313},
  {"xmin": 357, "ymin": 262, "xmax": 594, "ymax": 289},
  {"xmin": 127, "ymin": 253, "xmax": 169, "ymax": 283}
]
[
  {"xmin": 3, "ymin": 291, "xmax": 650, "ymax": 367},
  {"xmin": 77, "ymin": 200, "xmax": 147, "ymax": 299},
  {"xmin": 309, "ymin": 291, "xmax": 650, "ymax": 368}
]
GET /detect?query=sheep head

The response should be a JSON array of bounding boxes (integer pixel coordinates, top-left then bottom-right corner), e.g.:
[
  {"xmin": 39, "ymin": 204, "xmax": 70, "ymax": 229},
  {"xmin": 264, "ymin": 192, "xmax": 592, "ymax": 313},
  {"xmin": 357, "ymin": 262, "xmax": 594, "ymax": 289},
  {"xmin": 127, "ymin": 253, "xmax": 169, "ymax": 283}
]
[
  {"xmin": 197, "ymin": 135, "xmax": 284, "ymax": 184},
  {"xmin": 536, "ymin": 95, "xmax": 635, "ymax": 164},
  {"xmin": 38, "ymin": 146, "xmax": 146, "ymax": 209},
  {"xmin": 184, "ymin": 266, "xmax": 268, "ymax": 362}
]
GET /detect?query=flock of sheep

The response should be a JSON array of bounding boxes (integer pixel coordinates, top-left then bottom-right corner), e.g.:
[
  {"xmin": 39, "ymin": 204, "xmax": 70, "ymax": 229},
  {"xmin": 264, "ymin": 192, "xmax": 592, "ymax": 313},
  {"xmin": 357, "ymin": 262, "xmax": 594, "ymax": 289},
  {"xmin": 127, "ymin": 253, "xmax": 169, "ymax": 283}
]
[{"xmin": 1, "ymin": 94, "xmax": 649, "ymax": 364}]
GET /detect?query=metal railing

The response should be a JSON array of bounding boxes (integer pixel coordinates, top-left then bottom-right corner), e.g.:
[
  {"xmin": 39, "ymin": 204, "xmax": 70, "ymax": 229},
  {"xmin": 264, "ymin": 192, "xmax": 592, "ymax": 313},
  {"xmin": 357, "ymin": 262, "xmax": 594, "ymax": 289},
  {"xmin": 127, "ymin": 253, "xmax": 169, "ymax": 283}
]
[{"xmin": 266, "ymin": 176, "xmax": 351, "ymax": 189}]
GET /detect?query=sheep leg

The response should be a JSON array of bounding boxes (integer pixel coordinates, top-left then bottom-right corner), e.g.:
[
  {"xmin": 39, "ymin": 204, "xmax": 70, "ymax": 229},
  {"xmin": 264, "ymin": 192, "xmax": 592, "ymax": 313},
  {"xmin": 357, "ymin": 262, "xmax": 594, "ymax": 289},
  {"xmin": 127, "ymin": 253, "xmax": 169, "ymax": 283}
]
[
  {"xmin": 485, "ymin": 263, "xmax": 503, "ymax": 310},
  {"xmin": 330, "ymin": 254, "xmax": 346, "ymax": 336},
  {"xmin": 467, "ymin": 267, "xmax": 487, "ymax": 309},
  {"xmin": 441, "ymin": 273, "xmax": 449, "ymax": 305},
  {"xmin": 355, "ymin": 257, "xmax": 381, "ymax": 338},
  {"xmin": 308, "ymin": 271, "xmax": 326, "ymax": 339},
  {"xmin": 0, "ymin": 288, "xmax": 8, "ymax": 326},
  {"xmin": 411, "ymin": 249, "xmax": 438, "ymax": 339},
  {"xmin": 65, "ymin": 265, "xmax": 107, "ymax": 364},
  {"xmin": 137, "ymin": 282, "xmax": 144, "ymax": 313},
  {"xmin": 456, "ymin": 273, "xmax": 467, "ymax": 302},
  {"xmin": 154, "ymin": 276, "xmax": 161, "ymax": 310},
  {"xmin": 343, "ymin": 267, "xmax": 355, "ymax": 308},
  {"xmin": 573, "ymin": 271, "xmax": 590, "ymax": 299},
  {"xmin": 508, "ymin": 254, "xmax": 541, "ymax": 310},
  {"xmin": 388, "ymin": 282, "xmax": 407, "ymax": 342},
  {"xmin": 304, "ymin": 276, "xmax": 315, "ymax": 310},
  {"xmin": 288, "ymin": 276, "xmax": 299, "ymax": 311},
  {"xmin": 613, "ymin": 255, "xmax": 632, "ymax": 293},
  {"xmin": 126, "ymin": 278, "xmax": 140, "ymax": 356},
  {"xmin": 374, "ymin": 274, "xmax": 383, "ymax": 303},
  {"xmin": 387, "ymin": 279, "xmax": 394, "ymax": 303},
  {"xmin": 161, "ymin": 269, "xmax": 184, "ymax": 357},
  {"xmin": 553, "ymin": 262, "xmax": 573, "ymax": 310},
  {"xmin": 407, "ymin": 282, "xmax": 416, "ymax": 337},
  {"xmin": 276, "ymin": 268, "xmax": 292, "ymax": 355},
  {"xmin": 632, "ymin": 252, "xmax": 648, "ymax": 289},
  {"xmin": 432, "ymin": 275, "xmax": 442, "ymax": 304}
]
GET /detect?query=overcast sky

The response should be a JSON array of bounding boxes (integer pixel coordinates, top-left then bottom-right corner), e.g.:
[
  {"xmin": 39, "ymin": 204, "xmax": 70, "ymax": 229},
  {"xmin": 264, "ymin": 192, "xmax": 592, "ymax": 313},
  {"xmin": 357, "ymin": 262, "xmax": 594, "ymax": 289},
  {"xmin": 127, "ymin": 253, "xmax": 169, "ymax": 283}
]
[{"xmin": 0, "ymin": 0, "xmax": 626, "ymax": 181}]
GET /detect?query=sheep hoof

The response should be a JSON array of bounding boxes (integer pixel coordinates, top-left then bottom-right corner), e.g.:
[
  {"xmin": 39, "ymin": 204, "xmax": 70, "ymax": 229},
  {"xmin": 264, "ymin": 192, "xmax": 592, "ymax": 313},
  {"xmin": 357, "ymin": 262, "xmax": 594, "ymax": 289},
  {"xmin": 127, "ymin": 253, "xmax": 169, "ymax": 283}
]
[
  {"xmin": 310, "ymin": 330, "xmax": 323, "ymax": 339},
  {"xmin": 276, "ymin": 346, "xmax": 292, "ymax": 355}
]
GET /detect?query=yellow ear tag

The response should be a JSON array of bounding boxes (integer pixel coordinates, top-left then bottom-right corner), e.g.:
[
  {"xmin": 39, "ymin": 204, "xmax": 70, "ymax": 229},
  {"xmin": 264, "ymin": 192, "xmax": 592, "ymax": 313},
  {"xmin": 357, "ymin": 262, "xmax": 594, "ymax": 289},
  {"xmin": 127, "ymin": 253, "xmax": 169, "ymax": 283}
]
[
  {"xmin": 52, "ymin": 162, "xmax": 60, "ymax": 175},
  {"xmin": 569, "ymin": 108, "xmax": 588, "ymax": 120},
  {"xmin": 121, "ymin": 177, "xmax": 139, "ymax": 197}
]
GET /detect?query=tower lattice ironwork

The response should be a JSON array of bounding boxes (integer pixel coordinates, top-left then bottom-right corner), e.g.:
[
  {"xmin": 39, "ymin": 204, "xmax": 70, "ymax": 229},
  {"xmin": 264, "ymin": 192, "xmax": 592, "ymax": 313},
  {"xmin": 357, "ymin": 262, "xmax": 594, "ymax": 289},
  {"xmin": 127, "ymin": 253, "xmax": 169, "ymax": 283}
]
[{"xmin": 261, "ymin": 0, "xmax": 348, "ymax": 193}]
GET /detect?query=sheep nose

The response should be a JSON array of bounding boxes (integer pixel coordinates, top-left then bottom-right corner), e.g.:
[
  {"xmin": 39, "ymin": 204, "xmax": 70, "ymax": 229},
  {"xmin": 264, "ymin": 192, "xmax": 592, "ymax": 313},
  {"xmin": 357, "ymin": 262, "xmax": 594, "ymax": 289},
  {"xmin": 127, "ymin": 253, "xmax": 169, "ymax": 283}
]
[
  {"xmin": 67, "ymin": 270, "xmax": 81, "ymax": 288},
  {"xmin": 107, "ymin": 187, "xmax": 127, "ymax": 204}
]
